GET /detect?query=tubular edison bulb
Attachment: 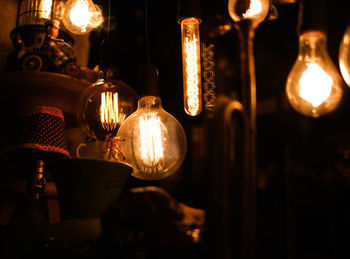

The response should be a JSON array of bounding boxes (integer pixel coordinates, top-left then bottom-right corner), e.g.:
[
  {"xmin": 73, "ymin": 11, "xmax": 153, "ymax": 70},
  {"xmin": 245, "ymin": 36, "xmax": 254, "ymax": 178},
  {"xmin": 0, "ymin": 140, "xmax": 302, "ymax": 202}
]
[
  {"xmin": 181, "ymin": 18, "xmax": 202, "ymax": 116},
  {"xmin": 286, "ymin": 31, "xmax": 343, "ymax": 117},
  {"xmin": 339, "ymin": 25, "xmax": 350, "ymax": 87},
  {"xmin": 117, "ymin": 96, "xmax": 187, "ymax": 180},
  {"xmin": 62, "ymin": 0, "xmax": 103, "ymax": 35}
]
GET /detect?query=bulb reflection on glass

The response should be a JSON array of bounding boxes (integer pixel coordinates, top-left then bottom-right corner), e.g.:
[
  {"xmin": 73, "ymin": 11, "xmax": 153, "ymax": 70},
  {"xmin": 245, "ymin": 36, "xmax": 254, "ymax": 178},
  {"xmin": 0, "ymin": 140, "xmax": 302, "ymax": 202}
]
[
  {"xmin": 62, "ymin": 0, "xmax": 103, "ymax": 35},
  {"xmin": 339, "ymin": 24, "xmax": 350, "ymax": 87},
  {"xmin": 117, "ymin": 96, "xmax": 187, "ymax": 180},
  {"xmin": 180, "ymin": 17, "xmax": 202, "ymax": 116},
  {"xmin": 77, "ymin": 71, "xmax": 138, "ymax": 161},
  {"xmin": 286, "ymin": 31, "xmax": 343, "ymax": 117}
]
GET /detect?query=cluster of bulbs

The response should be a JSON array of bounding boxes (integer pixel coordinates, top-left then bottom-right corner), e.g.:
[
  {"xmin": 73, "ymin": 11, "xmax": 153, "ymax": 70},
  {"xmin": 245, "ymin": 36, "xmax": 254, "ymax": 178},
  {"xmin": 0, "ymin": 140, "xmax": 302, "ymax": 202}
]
[
  {"xmin": 77, "ymin": 68, "xmax": 187, "ymax": 181},
  {"xmin": 74, "ymin": 0, "xmax": 350, "ymax": 181}
]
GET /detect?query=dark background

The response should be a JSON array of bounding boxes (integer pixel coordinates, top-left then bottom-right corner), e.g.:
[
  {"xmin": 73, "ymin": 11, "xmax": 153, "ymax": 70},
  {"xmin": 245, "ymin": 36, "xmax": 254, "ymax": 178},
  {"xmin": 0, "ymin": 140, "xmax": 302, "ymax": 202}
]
[
  {"xmin": 83, "ymin": 0, "xmax": 350, "ymax": 258},
  {"xmin": 1, "ymin": 0, "xmax": 349, "ymax": 258}
]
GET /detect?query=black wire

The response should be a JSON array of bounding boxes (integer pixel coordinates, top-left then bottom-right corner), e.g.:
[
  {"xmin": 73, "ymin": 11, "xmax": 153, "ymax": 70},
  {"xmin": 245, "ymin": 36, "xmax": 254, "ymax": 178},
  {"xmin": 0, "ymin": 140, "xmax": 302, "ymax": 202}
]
[
  {"xmin": 107, "ymin": 0, "xmax": 111, "ymax": 39},
  {"xmin": 98, "ymin": 0, "xmax": 112, "ymax": 70},
  {"xmin": 145, "ymin": 0, "xmax": 151, "ymax": 64}
]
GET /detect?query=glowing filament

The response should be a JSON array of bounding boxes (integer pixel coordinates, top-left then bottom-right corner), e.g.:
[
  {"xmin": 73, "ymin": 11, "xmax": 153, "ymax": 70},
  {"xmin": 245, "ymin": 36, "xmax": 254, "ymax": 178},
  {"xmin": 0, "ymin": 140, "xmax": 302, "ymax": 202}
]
[
  {"xmin": 139, "ymin": 113, "xmax": 164, "ymax": 167},
  {"xmin": 181, "ymin": 18, "xmax": 202, "ymax": 116},
  {"xmin": 70, "ymin": 0, "xmax": 90, "ymax": 31},
  {"xmin": 100, "ymin": 92, "xmax": 119, "ymax": 131},
  {"xmin": 39, "ymin": 0, "xmax": 53, "ymax": 19},
  {"xmin": 299, "ymin": 63, "xmax": 333, "ymax": 107},
  {"xmin": 242, "ymin": 0, "xmax": 263, "ymax": 18}
]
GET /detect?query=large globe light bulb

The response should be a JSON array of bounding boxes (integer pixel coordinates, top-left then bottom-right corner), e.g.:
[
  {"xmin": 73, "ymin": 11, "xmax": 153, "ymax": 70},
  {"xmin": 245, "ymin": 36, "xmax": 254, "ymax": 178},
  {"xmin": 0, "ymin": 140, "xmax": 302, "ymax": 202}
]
[
  {"xmin": 285, "ymin": 31, "xmax": 344, "ymax": 118},
  {"xmin": 116, "ymin": 96, "xmax": 187, "ymax": 180},
  {"xmin": 77, "ymin": 70, "xmax": 138, "ymax": 161},
  {"xmin": 62, "ymin": 0, "xmax": 103, "ymax": 35},
  {"xmin": 339, "ymin": 24, "xmax": 350, "ymax": 87},
  {"xmin": 228, "ymin": 0, "xmax": 270, "ymax": 27}
]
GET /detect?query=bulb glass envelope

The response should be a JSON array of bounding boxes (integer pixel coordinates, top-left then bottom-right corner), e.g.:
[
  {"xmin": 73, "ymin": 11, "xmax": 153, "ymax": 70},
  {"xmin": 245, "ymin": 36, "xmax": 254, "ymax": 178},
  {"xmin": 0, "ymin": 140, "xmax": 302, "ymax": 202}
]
[
  {"xmin": 117, "ymin": 96, "xmax": 187, "ymax": 180},
  {"xmin": 286, "ymin": 31, "xmax": 344, "ymax": 117}
]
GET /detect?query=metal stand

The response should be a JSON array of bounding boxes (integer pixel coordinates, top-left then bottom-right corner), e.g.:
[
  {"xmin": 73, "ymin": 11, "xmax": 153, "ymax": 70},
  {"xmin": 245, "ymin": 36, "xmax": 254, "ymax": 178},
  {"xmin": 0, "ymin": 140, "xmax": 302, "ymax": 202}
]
[{"xmin": 235, "ymin": 19, "xmax": 258, "ymax": 259}]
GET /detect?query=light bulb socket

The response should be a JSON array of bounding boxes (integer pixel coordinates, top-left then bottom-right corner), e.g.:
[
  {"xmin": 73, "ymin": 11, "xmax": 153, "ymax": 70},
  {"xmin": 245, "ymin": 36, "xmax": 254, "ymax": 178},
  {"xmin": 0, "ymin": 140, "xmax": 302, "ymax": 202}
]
[
  {"xmin": 177, "ymin": 0, "xmax": 202, "ymax": 24},
  {"xmin": 297, "ymin": 0, "xmax": 327, "ymax": 36},
  {"xmin": 137, "ymin": 64, "xmax": 160, "ymax": 97}
]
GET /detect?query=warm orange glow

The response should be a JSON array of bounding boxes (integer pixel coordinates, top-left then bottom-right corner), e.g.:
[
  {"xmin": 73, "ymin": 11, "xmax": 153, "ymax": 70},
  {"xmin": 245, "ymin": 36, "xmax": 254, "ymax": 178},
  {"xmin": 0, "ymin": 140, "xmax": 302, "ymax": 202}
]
[
  {"xmin": 285, "ymin": 31, "xmax": 343, "ymax": 117},
  {"xmin": 39, "ymin": 0, "xmax": 53, "ymax": 19},
  {"xmin": 100, "ymin": 92, "xmax": 119, "ymax": 131},
  {"xmin": 228, "ymin": 0, "xmax": 270, "ymax": 26},
  {"xmin": 70, "ymin": 0, "xmax": 90, "ymax": 31},
  {"xmin": 299, "ymin": 63, "xmax": 333, "ymax": 107},
  {"xmin": 63, "ymin": 0, "xmax": 103, "ymax": 34},
  {"xmin": 139, "ymin": 113, "xmax": 164, "ymax": 167},
  {"xmin": 242, "ymin": 0, "xmax": 263, "ymax": 18},
  {"xmin": 181, "ymin": 18, "xmax": 202, "ymax": 116}
]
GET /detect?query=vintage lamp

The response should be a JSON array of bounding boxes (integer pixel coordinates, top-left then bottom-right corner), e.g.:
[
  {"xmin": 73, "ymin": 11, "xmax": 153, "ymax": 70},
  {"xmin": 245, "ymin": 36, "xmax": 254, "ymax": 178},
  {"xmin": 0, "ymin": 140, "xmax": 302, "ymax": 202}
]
[
  {"xmin": 77, "ymin": 68, "xmax": 138, "ymax": 161},
  {"xmin": 117, "ymin": 65, "xmax": 187, "ymax": 181},
  {"xmin": 285, "ymin": 0, "xmax": 343, "ymax": 117}
]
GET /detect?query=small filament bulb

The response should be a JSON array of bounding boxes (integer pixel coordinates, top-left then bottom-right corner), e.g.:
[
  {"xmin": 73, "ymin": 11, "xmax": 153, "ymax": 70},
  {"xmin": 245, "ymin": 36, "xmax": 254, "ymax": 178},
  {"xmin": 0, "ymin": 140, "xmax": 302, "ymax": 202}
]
[
  {"xmin": 100, "ymin": 92, "xmax": 119, "ymax": 132},
  {"xmin": 181, "ymin": 18, "xmax": 202, "ymax": 116}
]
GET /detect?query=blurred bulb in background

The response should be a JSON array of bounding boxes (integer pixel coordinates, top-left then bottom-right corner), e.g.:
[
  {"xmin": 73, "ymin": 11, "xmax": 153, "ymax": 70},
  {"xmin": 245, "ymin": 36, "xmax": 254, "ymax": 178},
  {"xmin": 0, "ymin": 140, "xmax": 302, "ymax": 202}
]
[
  {"xmin": 180, "ymin": 17, "xmax": 202, "ymax": 116},
  {"xmin": 117, "ymin": 96, "xmax": 187, "ymax": 180},
  {"xmin": 286, "ymin": 31, "xmax": 343, "ymax": 118},
  {"xmin": 62, "ymin": 0, "xmax": 103, "ymax": 35},
  {"xmin": 228, "ymin": 0, "xmax": 270, "ymax": 26},
  {"xmin": 77, "ymin": 69, "xmax": 138, "ymax": 161},
  {"xmin": 39, "ymin": 0, "xmax": 53, "ymax": 19},
  {"xmin": 339, "ymin": 24, "xmax": 350, "ymax": 87}
]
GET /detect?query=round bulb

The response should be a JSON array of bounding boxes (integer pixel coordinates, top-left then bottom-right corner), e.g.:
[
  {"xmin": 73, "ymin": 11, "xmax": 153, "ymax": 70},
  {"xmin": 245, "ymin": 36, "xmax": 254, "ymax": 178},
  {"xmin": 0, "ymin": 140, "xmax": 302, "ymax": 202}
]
[
  {"xmin": 228, "ymin": 0, "xmax": 270, "ymax": 27},
  {"xmin": 339, "ymin": 24, "xmax": 350, "ymax": 87},
  {"xmin": 77, "ymin": 71, "xmax": 138, "ymax": 160},
  {"xmin": 286, "ymin": 31, "xmax": 343, "ymax": 118},
  {"xmin": 62, "ymin": 0, "xmax": 103, "ymax": 35},
  {"xmin": 116, "ymin": 96, "xmax": 187, "ymax": 180}
]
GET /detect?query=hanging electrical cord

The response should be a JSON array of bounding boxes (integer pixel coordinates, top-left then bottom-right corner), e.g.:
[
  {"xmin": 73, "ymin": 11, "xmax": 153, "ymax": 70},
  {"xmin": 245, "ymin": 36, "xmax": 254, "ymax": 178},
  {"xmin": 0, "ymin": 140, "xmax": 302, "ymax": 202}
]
[{"xmin": 116, "ymin": 0, "xmax": 187, "ymax": 180}]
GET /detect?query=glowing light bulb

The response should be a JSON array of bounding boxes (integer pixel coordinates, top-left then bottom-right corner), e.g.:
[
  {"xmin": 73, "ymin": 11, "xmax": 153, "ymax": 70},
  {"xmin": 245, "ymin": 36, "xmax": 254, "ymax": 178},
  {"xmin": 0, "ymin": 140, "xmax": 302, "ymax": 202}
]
[
  {"xmin": 339, "ymin": 24, "xmax": 350, "ymax": 87},
  {"xmin": 228, "ymin": 0, "xmax": 270, "ymax": 26},
  {"xmin": 116, "ymin": 96, "xmax": 187, "ymax": 180},
  {"xmin": 181, "ymin": 17, "xmax": 202, "ymax": 116},
  {"xmin": 39, "ymin": 0, "xmax": 53, "ymax": 19},
  {"xmin": 286, "ymin": 31, "xmax": 344, "ymax": 117},
  {"xmin": 77, "ymin": 70, "xmax": 138, "ymax": 161},
  {"xmin": 62, "ymin": 0, "xmax": 103, "ymax": 35},
  {"xmin": 70, "ymin": 0, "xmax": 90, "ymax": 28}
]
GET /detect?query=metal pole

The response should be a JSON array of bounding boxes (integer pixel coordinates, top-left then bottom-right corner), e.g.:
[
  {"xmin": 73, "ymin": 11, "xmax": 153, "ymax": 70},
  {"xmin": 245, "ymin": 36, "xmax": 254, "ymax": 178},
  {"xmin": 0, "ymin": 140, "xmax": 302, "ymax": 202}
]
[{"xmin": 235, "ymin": 19, "xmax": 257, "ymax": 259}]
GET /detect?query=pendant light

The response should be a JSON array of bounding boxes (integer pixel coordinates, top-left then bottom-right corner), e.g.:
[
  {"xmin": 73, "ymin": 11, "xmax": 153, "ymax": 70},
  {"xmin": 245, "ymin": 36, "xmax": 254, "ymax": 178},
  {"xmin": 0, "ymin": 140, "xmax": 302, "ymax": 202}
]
[
  {"xmin": 285, "ymin": 0, "xmax": 344, "ymax": 117},
  {"xmin": 116, "ymin": 0, "xmax": 187, "ymax": 180}
]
